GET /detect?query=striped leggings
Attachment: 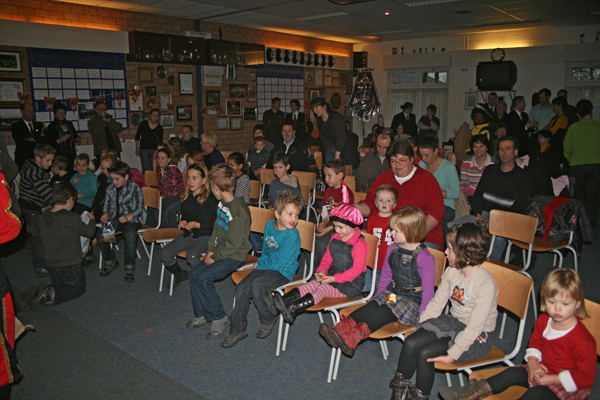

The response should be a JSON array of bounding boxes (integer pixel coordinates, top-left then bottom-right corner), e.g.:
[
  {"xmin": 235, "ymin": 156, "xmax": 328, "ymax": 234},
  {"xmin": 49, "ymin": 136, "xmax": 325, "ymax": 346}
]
[{"xmin": 298, "ymin": 280, "xmax": 345, "ymax": 303}]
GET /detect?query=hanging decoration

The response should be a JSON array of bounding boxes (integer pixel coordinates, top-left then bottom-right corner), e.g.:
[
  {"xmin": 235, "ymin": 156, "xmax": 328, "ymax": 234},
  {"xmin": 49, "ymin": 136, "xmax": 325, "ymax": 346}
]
[
  {"xmin": 349, "ymin": 68, "xmax": 381, "ymax": 123},
  {"xmin": 115, "ymin": 92, "xmax": 123, "ymax": 107},
  {"xmin": 43, "ymin": 97, "xmax": 56, "ymax": 112},
  {"xmin": 17, "ymin": 92, "xmax": 30, "ymax": 104},
  {"xmin": 182, "ymin": 106, "xmax": 192, "ymax": 120},
  {"xmin": 92, "ymin": 95, "xmax": 104, "ymax": 104},
  {"xmin": 147, "ymin": 95, "xmax": 156, "ymax": 109},
  {"xmin": 200, "ymin": 107, "xmax": 206, "ymax": 120},
  {"xmin": 68, "ymin": 98, "xmax": 79, "ymax": 114},
  {"xmin": 166, "ymin": 103, "xmax": 175, "ymax": 115}
]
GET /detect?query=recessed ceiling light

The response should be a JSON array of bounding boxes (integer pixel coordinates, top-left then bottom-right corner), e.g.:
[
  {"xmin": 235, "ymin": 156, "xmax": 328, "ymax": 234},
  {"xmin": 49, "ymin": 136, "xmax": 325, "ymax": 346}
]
[
  {"xmin": 297, "ymin": 12, "xmax": 348, "ymax": 21},
  {"xmin": 405, "ymin": 0, "xmax": 462, "ymax": 7},
  {"xmin": 385, "ymin": 12, "xmax": 390, "ymax": 15},
  {"xmin": 464, "ymin": 19, "xmax": 540, "ymax": 28},
  {"xmin": 370, "ymin": 29, "xmax": 414, "ymax": 34}
]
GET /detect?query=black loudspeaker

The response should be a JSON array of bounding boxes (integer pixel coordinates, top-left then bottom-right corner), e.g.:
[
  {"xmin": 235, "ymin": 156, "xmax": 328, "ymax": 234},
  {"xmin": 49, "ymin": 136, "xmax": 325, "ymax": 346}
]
[{"xmin": 476, "ymin": 61, "xmax": 518, "ymax": 91}]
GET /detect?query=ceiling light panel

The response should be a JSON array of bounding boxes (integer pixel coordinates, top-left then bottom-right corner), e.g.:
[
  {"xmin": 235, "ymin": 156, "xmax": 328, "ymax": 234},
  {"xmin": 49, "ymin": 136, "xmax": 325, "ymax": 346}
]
[
  {"xmin": 297, "ymin": 12, "xmax": 349, "ymax": 21},
  {"xmin": 404, "ymin": 0, "xmax": 463, "ymax": 7}
]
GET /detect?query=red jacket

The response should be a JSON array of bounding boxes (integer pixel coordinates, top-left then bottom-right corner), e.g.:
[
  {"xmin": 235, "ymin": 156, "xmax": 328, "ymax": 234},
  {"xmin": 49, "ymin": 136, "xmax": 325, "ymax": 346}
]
[{"xmin": 157, "ymin": 165, "xmax": 184, "ymax": 198}]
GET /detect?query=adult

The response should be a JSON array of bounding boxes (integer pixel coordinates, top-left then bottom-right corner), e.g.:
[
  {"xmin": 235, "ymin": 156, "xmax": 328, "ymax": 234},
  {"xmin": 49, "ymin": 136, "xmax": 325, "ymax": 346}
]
[
  {"xmin": 460, "ymin": 135, "xmax": 493, "ymax": 207},
  {"xmin": 394, "ymin": 123, "xmax": 405, "ymax": 143},
  {"xmin": 267, "ymin": 123, "xmax": 311, "ymax": 172},
  {"xmin": 285, "ymin": 99, "xmax": 313, "ymax": 144},
  {"xmin": 471, "ymin": 136, "xmax": 534, "ymax": 260},
  {"xmin": 45, "ymin": 103, "xmax": 80, "ymax": 170},
  {"xmin": 200, "ymin": 131, "xmax": 225, "ymax": 168},
  {"xmin": 543, "ymin": 96, "xmax": 570, "ymax": 147},
  {"xmin": 311, "ymin": 97, "xmax": 346, "ymax": 163},
  {"xmin": 418, "ymin": 137, "xmax": 460, "ymax": 243},
  {"xmin": 492, "ymin": 99, "xmax": 509, "ymax": 129},
  {"xmin": 391, "ymin": 102, "xmax": 418, "ymax": 138},
  {"xmin": 135, "ymin": 108, "xmax": 163, "ymax": 173},
  {"xmin": 364, "ymin": 124, "xmax": 381, "ymax": 149},
  {"xmin": 505, "ymin": 96, "xmax": 532, "ymax": 156},
  {"xmin": 262, "ymin": 97, "xmax": 285, "ymax": 144},
  {"xmin": 11, "ymin": 102, "xmax": 46, "ymax": 168},
  {"xmin": 181, "ymin": 125, "xmax": 201, "ymax": 153},
  {"xmin": 355, "ymin": 130, "xmax": 391, "ymax": 192},
  {"xmin": 463, "ymin": 105, "xmax": 492, "ymax": 154},
  {"xmin": 357, "ymin": 140, "xmax": 445, "ymax": 249},
  {"xmin": 557, "ymin": 89, "xmax": 579, "ymax": 125},
  {"xmin": 248, "ymin": 124, "xmax": 274, "ymax": 153},
  {"xmin": 341, "ymin": 121, "xmax": 360, "ymax": 175},
  {"xmin": 87, "ymin": 101, "xmax": 123, "ymax": 159},
  {"xmin": 564, "ymin": 99, "xmax": 600, "ymax": 226},
  {"xmin": 528, "ymin": 130, "xmax": 562, "ymax": 179},
  {"xmin": 417, "ymin": 104, "xmax": 440, "ymax": 141},
  {"xmin": 482, "ymin": 92, "xmax": 498, "ymax": 118},
  {"xmin": 529, "ymin": 88, "xmax": 556, "ymax": 135}
]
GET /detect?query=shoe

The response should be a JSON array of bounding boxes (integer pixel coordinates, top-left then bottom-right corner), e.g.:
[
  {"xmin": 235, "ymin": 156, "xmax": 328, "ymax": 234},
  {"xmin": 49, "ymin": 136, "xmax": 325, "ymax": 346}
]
[
  {"xmin": 30, "ymin": 283, "xmax": 46, "ymax": 312},
  {"xmin": 99, "ymin": 259, "xmax": 120, "ymax": 277},
  {"xmin": 124, "ymin": 264, "xmax": 135, "ymax": 282},
  {"xmin": 328, "ymin": 318, "xmax": 371, "ymax": 357},
  {"xmin": 319, "ymin": 316, "xmax": 354, "ymax": 348},
  {"xmin": 206, "ymin": 315, "xmax": 230, "ymax": 340},
  {"xmin": 186, "ymin": 317, "xmax": 207, "ymax": 328},
  {"xmin": 273, "ymin": 290, "xmax": 313, "ymax": 324},
  {"xmin": 221, "ymin": 332, "xmax": 248, "ymax": 348},
  {"xmin": 15, "ymin": 285, "xmax": 38, "ymax": 313},
  {"xmin": 439, "ymin": 379, "xmax": 492, "ymax": 400},
  {"xmin": 410, "ymin": 388, "xmax": 429, "ymax": 400},
  {"xmin": 263, "ymin": 291, "xmax": 278, "ymax": 316},
  {"xmin": 35, "ymin": 267, "xmax": 49, "ymax": 278},
  {"xmin": 165, "ymin": 264, "xmax": 188, "ymax": 288},
  {"xmin": 255, "ymin": 319, "xmax": 277, "ymax": 339},
  {"xmin": 390, "ymin": 371, "xmax": 412, "ymax": 400},
  {"xmin": 82, "ymin": 251, "xmax": 97, "ymax": 269}
]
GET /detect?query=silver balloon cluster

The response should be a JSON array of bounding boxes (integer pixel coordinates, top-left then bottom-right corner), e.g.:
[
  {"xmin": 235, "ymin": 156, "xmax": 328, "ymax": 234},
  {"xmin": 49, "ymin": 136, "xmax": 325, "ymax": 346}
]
[{"xmin": 349, "ymin": 68, "xmax": 381, "ymax": 122}]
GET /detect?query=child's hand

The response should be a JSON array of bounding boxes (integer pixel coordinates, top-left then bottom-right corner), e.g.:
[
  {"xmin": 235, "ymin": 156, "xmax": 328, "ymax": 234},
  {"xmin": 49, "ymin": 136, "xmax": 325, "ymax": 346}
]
[
  {"xmin": 78, "ymin": 193, "xmax": 84, "ymax": 199},
  {"xmin": 118, "ymin": 216, "xmax": 129, "ymax": 223},
  {"xmin": 316, "ymin": 224, "xmax": 333, "ymax": 237},
  {"xmin": 315, "ymin": 271, "xmax": 326, "ymax": 282},
  {"xmin": 101, "ymin": 213, "xmax": 109, "ymax": 222},
  {"xmin": 320, "ymin": 275, "xmax": 335, "ymax": 284},
  {"xmin": 73, "ymin": 178, "xmax": 80, "ymax": 184},
  {"xmin": 317, "ymin": 220, "xmax": 327, "ymax": 232},
  {"xmin": 179, "ymin": 220, "xmax": 188, "ymax": 229},
  {"xmin": 87, "ymin": 212, "xmax": 95, "ymax": 220},
  {"xmin": 535, "ymin": 373, "xmax": 559, "ymax": 386},
  {"xmin": 186, "ymin": 221, "xmax": 200, "ymax": 230},
  {"xmin": 427, "ymin": 355, "xmax": 455, "ymax": 364},
  {"xmin": 527, "ymin": 358, "xmax": 545, "ymax": 379},
  {"xmin": 205, "ymin": 252, "xmax": 214, "ymax": 265}
]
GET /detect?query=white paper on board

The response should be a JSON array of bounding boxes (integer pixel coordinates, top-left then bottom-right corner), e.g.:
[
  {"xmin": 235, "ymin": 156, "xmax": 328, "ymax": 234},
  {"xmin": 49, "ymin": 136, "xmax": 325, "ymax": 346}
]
[
  {"xmin": 75, "ymin": 69, "xmax": 88, "ymax": 79},
  {"xmin": 31, "ymin": 67, "xmax": 46, "ymax": 78},
  {"xmin": 36, "ymin": 112, "xmax": 51, "ymax": 122},
  {"xmin": 89, "ymin": 80, "xmax": 102, "ymax": 89},
  {"xmin": 61, "ymin": 68, "xmax": 75, "ymax": 78},
  {"xmin": 76, "ymin": 79, "xmax": 89, "ymax": 89},
  {"xmin": 63, "ymin": 89, "xmax": 77, "ymax": 99},
  {"xmin": 62, "ymin": 79, "xmax": 76, "ymax": 89},
  {"xmin": 102, "ymin": 80, "xmax": 113, "ymax": 89},
  {"xmin": 112, "ymin": 70, "xmax": 124, "ymax": 79},
  {"xmin": 117, "ymin": 119, "xmax": 127, "ymax": 127},
  {"xmin": 101, "ymin": 70, "xmax": 113, "ymax": 80},
  {"xmin": 88, "ymin": 69, "xmax": 101, "ymax": 79},
  {"xmin": 79, "ymin": 120, "xmax": 88, "ymax": 131},
  {"xmin": 77, "ymin": 90, "xmax": 90, "ymax": 99},
  {"xmin": 34, "ymin": 90, "xmax": 48, "ymax": 98},
  {"xmin": 33, "ymin": 79, "xmax": 48, "ymax": 89},
  {"xmin": 47, "ymin": 68, "xmax": 61, "ymax": 78},
  {"xmin": 115, "ymin": 109, "xmax": 127, "ymax": 119},
  {"xmin": 113, "ymin": 80, "xmax": 125, "ymax": 89},
  {"xmin": 49, "ymin": 90, "xmax": 63, "ymax": 99},
  {"xmin": 48, "ymin": 79, "xmax": 62, "ymax": 89}
]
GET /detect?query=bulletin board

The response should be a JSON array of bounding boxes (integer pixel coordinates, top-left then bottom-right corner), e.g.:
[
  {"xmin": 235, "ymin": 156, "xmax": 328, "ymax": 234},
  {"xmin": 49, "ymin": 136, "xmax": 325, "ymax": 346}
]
[
  {"xmin": 26, "ymin": 48, "xmax": 129, "ymax": 132},
  {"xmin": 257, "ymin": 65, "xmax": 304, "ymax": 120}
]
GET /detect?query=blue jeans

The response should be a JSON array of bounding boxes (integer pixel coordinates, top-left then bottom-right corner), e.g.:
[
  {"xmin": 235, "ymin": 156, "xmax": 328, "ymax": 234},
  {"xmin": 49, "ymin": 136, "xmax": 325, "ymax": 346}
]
[
  {"xmin": 362, "ymin": 268, "xmax": 381, "ymax": 293},
  {"xmin": 22, "ymin": 207, "xmax": 46, "ymax": 270},
  {"xmin": 160, "ymin": 233, "xmax": 209, "ymax": 268},
  {"xmin": 229, "ymin": 269, "xmax": 289, "ymax": 335},
  {"xmin": 189, "ymin": 257, "xmax": 245, "ymax": 321},
  {"xmin": 162, "ymin": 197, "xmax": 181, "ymax": 228},
  {"xmin": 571, "ymin": 164, "xmax": 600, "ymax": 226},
  {"xmin": 250, "ymin": 232, "xmax": 263, "ymax": 252},
  {"xmin": 139, "ymin": 149, "xmax": 155, "ymax": 174},
  {"xmin": 324, "ymin": 148, "xmax": 336, "ymax": 162},
  {"xmin": 97, "ymin": 221, "xmax": 142, "ymax": 265},
  {"xmin": 48, "ymin": 264, "xmax": 86, "ymax": 306}
]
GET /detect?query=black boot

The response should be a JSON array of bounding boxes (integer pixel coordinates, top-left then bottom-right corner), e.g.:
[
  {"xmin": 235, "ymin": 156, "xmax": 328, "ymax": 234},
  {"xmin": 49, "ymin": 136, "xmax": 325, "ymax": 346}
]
[
  {"xmin": 166, "ymin": 264, "xmax": 189, "ymax": 288},
  {"xmin": 275, "ymin": 293, "xmax": 315, "ymax": 324},
  {"xmin": 390, "ymin": 371, "xmax": 412, "ymax": 400},
  {"xmin": 268, "ymin": 288, "xmax": 300, "ymax": 316}
]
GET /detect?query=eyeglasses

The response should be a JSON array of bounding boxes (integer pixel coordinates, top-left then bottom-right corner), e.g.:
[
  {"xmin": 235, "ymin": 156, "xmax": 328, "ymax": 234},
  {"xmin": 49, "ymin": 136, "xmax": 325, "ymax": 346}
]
[{"xmin": 389, "ymin": 158, "xmax": 411, "ymax": 165}]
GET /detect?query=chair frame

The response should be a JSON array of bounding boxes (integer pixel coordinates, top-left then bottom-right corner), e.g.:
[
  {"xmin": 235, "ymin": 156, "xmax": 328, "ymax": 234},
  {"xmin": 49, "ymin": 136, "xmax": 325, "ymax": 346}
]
[
  {"xmin": 292, "ymin": 171, "xmax": 317, "ymax": 221},
  {"xmin": 138, "ymin": 187, "xmax": 163, "ymax": 273},
  {"xmin": 142, "ymin": 228, "xmax": 185, "ymax": 295},
  {"xmin": 258, "ymin": 169, "xmax": 276, "ymax": 208}
]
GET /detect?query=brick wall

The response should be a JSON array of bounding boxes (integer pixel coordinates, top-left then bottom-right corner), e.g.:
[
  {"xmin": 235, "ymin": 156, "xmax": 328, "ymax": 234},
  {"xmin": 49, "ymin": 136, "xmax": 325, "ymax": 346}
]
[{"xmin": 1, "ymin": 0, "xmax": 354, "ymax": 152}]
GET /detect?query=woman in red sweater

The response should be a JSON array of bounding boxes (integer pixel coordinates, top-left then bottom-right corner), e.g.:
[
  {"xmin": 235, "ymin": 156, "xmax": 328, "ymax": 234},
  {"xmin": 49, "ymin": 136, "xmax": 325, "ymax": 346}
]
[{"xmin": 155, "ymin": 148, "xmax": 184, "ymax": 228}]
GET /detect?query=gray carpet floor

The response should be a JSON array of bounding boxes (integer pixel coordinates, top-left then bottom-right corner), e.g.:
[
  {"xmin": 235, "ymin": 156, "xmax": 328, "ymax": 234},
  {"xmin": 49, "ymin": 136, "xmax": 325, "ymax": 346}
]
[{"xmin": 2, "ymin": 222, "xmax": 600, "ymax": 400}]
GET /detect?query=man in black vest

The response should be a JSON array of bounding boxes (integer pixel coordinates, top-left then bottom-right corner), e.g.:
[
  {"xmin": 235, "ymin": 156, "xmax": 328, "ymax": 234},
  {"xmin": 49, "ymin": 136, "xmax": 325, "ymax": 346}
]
[{"xmin": 11, "ymin": 102, "xmax": 46, "ymax": 168}]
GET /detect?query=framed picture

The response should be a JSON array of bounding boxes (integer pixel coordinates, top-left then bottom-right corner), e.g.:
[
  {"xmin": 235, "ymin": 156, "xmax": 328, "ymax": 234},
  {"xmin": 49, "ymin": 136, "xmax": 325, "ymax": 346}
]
[
  {"xmin": 217, "ymin": 117, "xmax": 229, "ymax": 130},
  {"xmin": 206, "ymin": 90, "xmax": 220, "ymax": 106},
  {"xmin": 208, "ymin": 108, "xmax": 218, "ymax": 115},
  {"xmin": 309, "ymin": 89, "xmax": 320, "ymax": 101},
  {"xmin": 305, "ymin": 70, "xmax": 314, "ymax": 83},
  {"xmin": 129, "ymin": 89, "xmax": 143, "ymax": 111},
  {"xmin": 0, "ymin": 107, "xmax": 22, "ymax": 130},
  {"xmin": 176, "ymin": 105, "xmax": 193, "ymax": 121},
  {"xmin": 0, "ymin": 51, "xmax": 21, "ymax": 72},
  {"xmin": 145, "ymin": 85, "xmax": 157, "ymax": 96},
  {"xmin": 137, "ymin": 67, "xmax": 154, "ymax": 83},
  {"xmin": 160, "ymin": 114, "xmax": 175, "ymax": 129},
  {"xmin": 226, "ymin": 100, "xmax": 241, "ymax": 115},
  {"xmin": 229, "ymin": 84, "xmax": 248, "ymax": 98},
  {"xmin": 249, "ymin": 72, "xmax": 256, "ymax": 80},
  {"xmin": 158, "ymin": 92, "xmax": 171, "ymax": 111},
  {"xmin": 0, "ymin": 79, "xmax": 24, "ymax": 106},
  {"xmin": 243, "ymin": 107, "xmax": 256, "ymax": 121},
  {"xmin": 465, "ymin": 92, "xmax": 478, "ymax": 110},
  {"xmin": 179, "ymin": 73, "xmax": 193, "ymax": 95},
  {"xmin": 230, "ymin": 117, "xmax": 243, "ymax": 130}
]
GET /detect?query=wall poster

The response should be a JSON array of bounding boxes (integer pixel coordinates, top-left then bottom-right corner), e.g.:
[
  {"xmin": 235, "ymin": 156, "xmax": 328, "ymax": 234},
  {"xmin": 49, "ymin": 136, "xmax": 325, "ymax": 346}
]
[{"xmin": 257, "ymin": 65, "xmax": 304, "ymax": 121}]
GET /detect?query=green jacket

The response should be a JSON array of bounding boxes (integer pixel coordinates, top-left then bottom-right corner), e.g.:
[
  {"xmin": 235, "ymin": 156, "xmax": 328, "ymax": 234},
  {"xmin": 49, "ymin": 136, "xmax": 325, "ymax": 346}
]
[{"xmin": 208, "ymin": 196, "xmax": 251, "ymax": 262}]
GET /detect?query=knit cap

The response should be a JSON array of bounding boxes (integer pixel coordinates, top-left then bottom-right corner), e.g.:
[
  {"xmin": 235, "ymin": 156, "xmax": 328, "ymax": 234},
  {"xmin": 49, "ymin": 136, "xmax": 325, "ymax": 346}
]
[{"xmin": 329, "ymin": 203, "xmax": 364, "ymax": 228}]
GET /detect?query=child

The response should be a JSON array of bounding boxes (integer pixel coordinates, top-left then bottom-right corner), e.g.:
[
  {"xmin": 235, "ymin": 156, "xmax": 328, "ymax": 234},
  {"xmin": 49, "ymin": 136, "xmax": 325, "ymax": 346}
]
[
  {"xmin": 160, "ymin": 163, "xmax": 218, "ymax": 288},
  {"xmin": 247, "ymin": 136, "xmax": 271, "ymax": 179},
  {"xmin": 36, "ymin": 182, "xmax": 96, "ymax": 306},
  {"xmin": 271, "ymin": 204, "xmax": 367, "ymax": 324},
  {"xmin": 249, "ymin": 124, "xmax": 274, "ymax": 153},
  {"xmin": 227, "ymin": 152, "xmax": 254, "ymax": 205},
  {"xmin": 186, "ymin": 151, "xmax": 206, "ymax": 168},
  {"xmin": 358, "ymin": 143, "xmax": 372, "ymax": 160},
  {"xmin": 19, "ymin": 143, "xmax": 56, "ymax": 277},
  {"xmin": 363, "ymin": 184, "xmax": 398, "ymax": 293},
  {"xmin": 50, "ymin": 155, "xmax": 74, "ymax": 184},
  {"xmin": 222, "ymin": 190, "xmax": 303, "ymax": 348},
  {"xmin": 187, "ymin": 164, "xmax": 251, "ymax": 340},
  {"xmin": 155, "ymin": 148, "xmax": 184, "ymax": 228},
  {"xmin": 440, "ymin": 268, "xmax": 596, "ymax": 400},
  {"xmin": 70, "ymin": 153, "xmax": 97, "ymax": 214},
  {"xmin": 92, "ymin": 154, "xmax": 117, "ymax": 218},
  {"xmin": 319, "ymin": 206, "xmax": 436, "ymax": 356},
  {"xmin": 97, "ymin": 161, "xmax": 147, "ymax": 282},
  {"xmin": 389, "ymin": 223, "xmax": 497, "ymax": 400},
  {"xmin": 268, "ymin": 152, "xmax": 303, "ymax": 207},
  {"xmin": 168, "ymin": 137, "xmax": 188, "ymax": 173}
]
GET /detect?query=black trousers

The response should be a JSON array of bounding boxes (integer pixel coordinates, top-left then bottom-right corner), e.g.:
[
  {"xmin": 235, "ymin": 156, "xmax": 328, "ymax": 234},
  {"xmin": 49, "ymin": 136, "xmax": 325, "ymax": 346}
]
[
  {"xmin": 349, "ymin": 300, "xmax": 396, "ymax": 332},
  {"xmin": 487, "ymin": 366, "xmax": 560, "ymax": 400}
]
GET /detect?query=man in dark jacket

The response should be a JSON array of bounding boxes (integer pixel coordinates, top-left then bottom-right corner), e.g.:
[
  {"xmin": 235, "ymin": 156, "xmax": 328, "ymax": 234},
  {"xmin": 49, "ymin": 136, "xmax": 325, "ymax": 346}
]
[
  {"xmin": 267, "ymin": 123, "xmax": 312, "ymax": 172},
  {"xmin": 262, "ymin": 97, "xmax": 285, "ymax": 144}
]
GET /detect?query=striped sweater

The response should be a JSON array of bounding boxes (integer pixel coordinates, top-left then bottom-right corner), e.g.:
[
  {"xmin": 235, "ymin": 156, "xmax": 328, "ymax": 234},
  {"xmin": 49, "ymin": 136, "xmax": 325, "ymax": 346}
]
[
  {"xmin": 460, "ymin": 154, "xmax": 493, "ymax": 197},
  {"xmin": 18, "ymin": 159, "xmax": 52, "ymax": 210}
]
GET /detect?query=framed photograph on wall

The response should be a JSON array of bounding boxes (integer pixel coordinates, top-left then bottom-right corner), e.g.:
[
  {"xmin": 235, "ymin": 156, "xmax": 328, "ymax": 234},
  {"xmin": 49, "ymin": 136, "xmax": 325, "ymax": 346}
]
[
  {"xmin": 465, "ymin": 92, "xmax": 478, "ymax": 110},
  {"xmin": 158, "ymin": 92, "xmax": 171, "ymax": 111},
  {"xmin": 137, "ymin": 67, "xmax": 154, "ymax": 83},
  {"xmin": 309, "ymin": 89, "xmax": 320, "ymax": 101},
  {"xmin": 230, "ymin": 117, "xmax": 243, "ymax": 130},
  {"xmin": 229, "ymin": 84, "xmax": 248, "ymax": 98},
  {"xmin": 0, "ymin": 79, "xmax": 24, "ymax": 106},
  {"xmin": 0, "ymin": 107, "xmax": 22, "ymax": 130},
  {"xmin": 206, "ymin": 90, "xmax": 220, "ymax": 106},
  {"xmin": 0, "ymin": 51, "xmax": 21, "ymax": 72},
  {"xmin": 179, "ymin": 73, "xmax": 193, "ymax": 95},
  {"xmin": 160, "ymin": 114, "xmax": 175, "ymax": 129},
  {"xmin": 243, "ymin": 107, "xmax": 256, "ymax": 121},
  {"xmin": 226, "ymin": 100, "xmax": 241, "ymax": 115},
  {"xmin": 217, "ymin": 117, "xmax": 229, "ymax": 130},
  {"xmin": 145, "ymin": 85, "xmax": 157, "ymax": 96},
  {"xmin": 176, "ymin": 105, "xmax": 193, "ymax": 121}
]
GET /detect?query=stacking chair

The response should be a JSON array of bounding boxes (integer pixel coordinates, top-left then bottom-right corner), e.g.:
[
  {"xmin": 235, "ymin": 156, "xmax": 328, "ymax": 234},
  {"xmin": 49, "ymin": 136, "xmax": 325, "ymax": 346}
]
[
  {"xmin": 142, "ymin": 228, "xmax": 184, "ymax": 276},
  {"xmin": 221, "ymin": 150, "xmax": 233, "ymax": 160},
  {"xmin": 353, "ymin": 192, "xmax": 367, "ymax": 204},
  {"xmin": 345, "ymin": 165, "xmax": 352, "ymax": 177},
  {"xmin": 344, "ymin": 175, "xmax": 356, "ymax": 194},
  {"xmin": 145, "ymin": 170, "xmax": 158, "ymax": 187},
  {"xmin": 258, "ymin": 169, "xmax": 276, "ymax": 208},
  {"xmin": 181, "ymin": 172, "xmax": 187, "ymax": 188},
  {"xmin": 313, "ymin": 151, "xmax": 323, "ymax": 171},
  {"xmin": 309, "ymin": 145, "xmax": 320, "ymax": 155},
  {"xmin": 299, "ymin": 185, "xmax": 311, "ymax": 221},
  {"xmin": 292, "ymin": 171, "xmax": 317, "ymax": 221},
  {"xmin": 249, "ymin": 180, "xmax": 261, "ymax": 205},
  {"xmin": 438, "ymin": 147, "xmax": 446, "ymax": 159},
  {"xmin": 435, "ymin": 260, "xmax": 533, "ymax": 387},
  {"xmin": 447, "ymin": 152, "xmax": 457, "ymax": 165}
]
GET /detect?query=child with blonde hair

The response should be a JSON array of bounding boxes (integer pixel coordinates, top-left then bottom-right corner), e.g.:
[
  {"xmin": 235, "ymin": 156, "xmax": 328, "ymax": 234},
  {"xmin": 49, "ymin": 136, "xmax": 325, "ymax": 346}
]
[{"xmin": 70, "ymin": 153, "xmax": 97, "ymax": 214}]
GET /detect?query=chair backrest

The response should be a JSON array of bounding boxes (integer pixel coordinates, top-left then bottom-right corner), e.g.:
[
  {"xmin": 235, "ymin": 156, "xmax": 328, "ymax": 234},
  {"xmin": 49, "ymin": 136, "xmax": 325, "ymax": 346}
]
[
  {"xmin": 145, "ymin": 170, "xmax": 158, "ymax": 187},
  {"xmin": 362, "ymin": 232, "xmax": 379, "ymax": 270},
  {"xmin": 447, "ymin": 152, "xmax": 457, "ymax": 165},
  {"xmin": 299, "ymin": 184, "xmax": 310, "ymax": 208},
  {"xmin": 291, "ymin": 170, "xmax": 316, "ymax": 189},
  {"xmin": 249, "ymin": 206, "xmax": 274, "ymax": 233},
  {"xmin": 345, "ymin": 165, "xmax": 352, "ymax": 177},
  {"xmin": 142, "ymin": 187, "xmax": 161, "ymax": 210},
  {"xmin": 438, "ymin": 147, "xmax": 446, "ymax": 159},
  {"xmin": 581, "ymin": 299, "xmax": 600, "ymax": 356},
  {"xmin": 221, "ymin": 150, "xmax": 233, "ymax": 160},
  {"xmin": 260, "ymin": 168, "xmax": 276, "ymax": 185},
  {"xmin": 481, "ymin": 260, "xmax": 533, "ymax": 320},
  {"xmin": 344, "ymin": 175, "xmax": 356, "ymax": 193},
  {"xmin": 354, "ymin": 191, "xmax": 367, "ymax": 205},
  {"xmin": 488, "ymin": 209, "xmax": 537, "ymax": 244},
  {"xmin": 181, "ymin": 172, "xmax": 187, "ymax": 188},
  {"xmin": 296, "ymin": 219, "xmax": 316, "ymax": 252},
  {"xmin": 314, "ymin": 151, "xmax": 323, "ymax": 170},
  {"xmin": 249, "ymin": 180, "xmax": 260, "ymax": 200},
  {"xmin": 309, "ymin": 145, "xmax": 320, "ymax": 155},
  {"xmin": 426, "ymin": 247, "xmax": 447, "ymax": 287}
]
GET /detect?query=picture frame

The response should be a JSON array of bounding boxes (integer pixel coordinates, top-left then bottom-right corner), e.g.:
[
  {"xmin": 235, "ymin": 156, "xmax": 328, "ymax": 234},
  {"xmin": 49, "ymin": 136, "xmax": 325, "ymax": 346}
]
[
  {"xmin": 208, "ymin": 108, "xmax": 218, "ymax": 116},
  {"xmin": 217, "ymin": 116, "xmax": 229, "ymax": 130},
  {"xmin": 129, "ymin": 89, "xmax": 143, "ymax": 111},
  {"xmin": 0, "ymin": 51, "xmax": 21, "ymax": 72},
  {"xmin": 206, "ymin": 90, "xmax": 220, "ymax": 106},
  {"xmin": 176, "ymin": 105, "xmax": 193, "ymax": 121},
  {"xmin": 137, "ymin": 67, "xmax": 154, "ymax": 84},
  {"xmin": 179, "ymin": 73, "xmax": 193, "ymax": 95},
  {"xmin": 243, "ymin": 107, "xmax": 257, "ymax": 121},
  {"xmin": 160, "ymin": 114, "xmax": 175, "ymax": 129},
  {"xmin": 305, "ymin": 70, "xmax": 314, "ymax": 83},
  {"xmin": 249, "ymin": 72, "xmax": 256, "ymax": 80},
  {"xmin": 158, "ymin": 92, "xmax": 171, "ymax": 111},
  {"xmin": 226, "ymin": 100, "xmax": 241, "ymax": 115},
  {"xmin": 230, "ymin": 117, "xmax": 243, "ymax": 130},
  {"xmin": 0, "ymin": 79, "xmax": 25, "ymax": 106},
  {"xmin": 229, "ymin": 84, "xmax": 248, "ymax": 98},
  {"xmin": 465, "ymin": 92, "xmax": 478, "ymax": 110},
  {"xmin": 0, "ymin": 107, "xmax": 22, "ymax": 130},
  {"xmin": 309, "ymin": 89, "xmax": 320, "ymax": 101},
  {"xmin": 145, "ymin": 85, "xmax": 157, "ymax": 96}
]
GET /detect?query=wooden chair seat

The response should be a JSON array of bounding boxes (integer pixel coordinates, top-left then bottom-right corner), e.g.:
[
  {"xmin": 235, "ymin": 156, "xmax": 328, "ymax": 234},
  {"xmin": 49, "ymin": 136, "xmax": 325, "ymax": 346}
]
[
  {"xmin": 232, "ymin": 267, "xmax": 254, "ymax": 285},
  {"xmin": 469, "ymin": 367, "xmax": 527, "ymax": 399},
  {"xmin": 178, "ymin": 250, "xmax": 188, "ymax": 258},
  {"xmin": 435, "ymin": 345, "xmax": 505, "ymax": 370},
  {"xmin": 143, "ymin": 228, "xmax": 184, "ymax": 243},
  {"xmin": 338, "ymin": 302, "xmax": 415, "ymax": 339},
  {"xmin": 484, "ymin": 258, "xmax": 521, "ymax": 272},
  {"xmin": 249, "ymin": 197, "xmax": 260, "ymax": 204},
  {"xmin": 510, "ymin": 236, "xmax": 568, "ymax": 252},
  {"xmin": 282, "ymin": 284, "xmax": 354, "ymax": 311}
]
